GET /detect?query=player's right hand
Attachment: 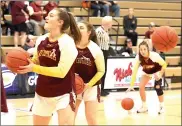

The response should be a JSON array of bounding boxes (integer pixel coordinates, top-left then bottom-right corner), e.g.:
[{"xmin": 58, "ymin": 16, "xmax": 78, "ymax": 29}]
[{"xmin": 125, "ymin": 87, "xmax": 135, "ymax": 93}]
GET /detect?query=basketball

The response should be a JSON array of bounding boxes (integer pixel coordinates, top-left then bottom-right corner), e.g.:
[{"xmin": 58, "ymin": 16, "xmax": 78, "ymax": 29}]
[
  {"xmin": 121, "ymin": 98, "xmax": 134, "ymax": 110},
  {"xmin": 151, "ymin": 26, "xmax": 178, "ymax": 52},
  {"xmin": 74, "ymin": 74, "xmax": 85, "ymax": 95},
  {"xmin": 5, "ymin": 47, "xmax": 30, "ymax": 73}
]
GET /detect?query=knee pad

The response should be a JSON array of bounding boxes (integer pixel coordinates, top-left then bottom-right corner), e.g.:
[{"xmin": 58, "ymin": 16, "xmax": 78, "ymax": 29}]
[{"xmin": 154, "ymin": 79, "xmax": 163, "ymax": 96}]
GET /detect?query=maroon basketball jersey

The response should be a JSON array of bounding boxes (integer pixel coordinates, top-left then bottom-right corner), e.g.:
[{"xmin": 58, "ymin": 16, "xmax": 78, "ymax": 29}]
[
  {"xmin": 74, "ymin": 41, "xmax": 102, "ymax": 85},
  {"xmin": 34, "ymin": 34, "xmax": 77, "ymax": 97},
  {"xmin": 139, "ymin": 52, "xmax": 165, "ymax": 74}
]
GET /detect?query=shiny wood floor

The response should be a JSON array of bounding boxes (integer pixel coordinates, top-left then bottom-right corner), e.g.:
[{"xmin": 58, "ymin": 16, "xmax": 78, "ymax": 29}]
[{"xmin": 1, "ymin": 90, "xmax": 181, "ymax": 125}]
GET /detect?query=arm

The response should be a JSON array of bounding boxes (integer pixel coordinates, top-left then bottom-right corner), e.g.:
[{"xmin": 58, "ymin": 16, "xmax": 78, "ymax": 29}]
[
  {"xmin": 30, "ymin": 3, "xmax": 42, "ymax": 16},
  {"xmin": 123, "ymin": 16, "xmax": 130, "ymax": 32},
  {"xmin": 133, "ymin": 17, "xmax": 137, "ymax": 31},
  {"xmin": 32, "ymin": 39, "xmax": 78, "ymax": 78},
  {"xmin": 130, "ymin": 56, "xmax": 140, "ymax": 87},
  {"xmin": 87, "ymin": 50, "xmax": 105, "ymax": 87},
  {"xmin": 96, "ymin": 30, "xmax": 102, "ymax": 46}
]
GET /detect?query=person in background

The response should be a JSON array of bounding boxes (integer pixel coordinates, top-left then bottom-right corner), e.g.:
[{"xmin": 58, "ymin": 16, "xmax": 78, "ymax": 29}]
[
  {"xmin": 118, "ymin": 38, "xmax": 133, "ymax": 57},
  {"xmin": 44, "ymin": 1, "xmax": 58, "ymax": 18},
  {"xmin": 90, "ymin": 1, "xmax": 104, "ymax": 17},
  {"xmin": 1, "ymin": 1, "xmax": 14, "ymax": 35},
  {"xmin": 96, "ymin": 16, "xmax": 112, "ymax": 96},
  {"xmin": 123, "ymin": 8, "xmax": 138, "ymax": 46},
  {"xmin": 98, "ymin": 1, "xmax": 120, "ymax": 17},
  {"xmin": 9, "ymin": 1, "xmax": 29, "ymax": 47},
  {"xmin": 74, "ymin": 21, "xmax": 105, "ymax": 125},
  {"xmin": 30, "ymin": 1, "xmax": 47, "ymax": 35},
  {"xmin": 145, "ymin": 22, "xmax": 156, "ymax": 39}
]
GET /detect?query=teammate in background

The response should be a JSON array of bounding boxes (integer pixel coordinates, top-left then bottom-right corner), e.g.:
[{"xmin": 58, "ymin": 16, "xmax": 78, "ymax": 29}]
[
  {"xmin": 126, "ymin": 41, "xmax": 167, "ymax": 114},
  {"xmin": 74, "ymin": 21, "xmax": 105, "ymax": 125},
  {"xmin": 18, "ymin": 8, "xmax": 81, "ymax": 125},
  {"xmin": 9, "ymin": 1, "xmax": 29, "ymax": 47},
  {"xmin": 1, "ymin": 48, "xmax": 8, "ymax": 113}
]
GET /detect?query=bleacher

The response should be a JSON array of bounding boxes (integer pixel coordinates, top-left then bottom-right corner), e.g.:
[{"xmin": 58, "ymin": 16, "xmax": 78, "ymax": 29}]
[{"xmin": 1, "ymin": 1, "xmax": 181, "ymax": 88}]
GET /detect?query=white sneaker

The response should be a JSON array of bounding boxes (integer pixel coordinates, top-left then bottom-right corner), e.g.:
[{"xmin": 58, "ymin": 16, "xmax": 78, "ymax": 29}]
[
  {"xmin": 158, "ymin": 106, "xmax": 164, "ymax": 114},
  {"xmin": 137, "ymin": 106, "xmax": 148, "ymax": 113}
]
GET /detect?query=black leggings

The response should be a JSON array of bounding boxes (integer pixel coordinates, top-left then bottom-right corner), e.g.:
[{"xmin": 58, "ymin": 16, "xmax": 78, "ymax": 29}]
[{"xmin": 101, "ymin": 49, "xmax": 109, "ymax": 90}]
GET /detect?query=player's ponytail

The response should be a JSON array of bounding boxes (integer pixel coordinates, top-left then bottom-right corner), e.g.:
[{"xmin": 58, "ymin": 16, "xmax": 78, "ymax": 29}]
[{"xmin": 54, "ymin": 8, "xmax": 81, "ymax": 45}]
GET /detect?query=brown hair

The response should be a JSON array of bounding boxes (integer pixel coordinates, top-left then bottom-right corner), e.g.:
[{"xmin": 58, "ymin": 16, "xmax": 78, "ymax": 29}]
[
  {"xmin": 1, "ymin": 47, "xmax": 5, "ymax": 63},
  {"xmin": 79, "ymin": 21, "xmax": 98, "ymax": 45},
  {"xmin": 54, "ymin": 8, "xmax": 81, "ymax": 44},
  {"xmin": 138, "ymin": 41, "xmax": 150, "ymax": 62}
]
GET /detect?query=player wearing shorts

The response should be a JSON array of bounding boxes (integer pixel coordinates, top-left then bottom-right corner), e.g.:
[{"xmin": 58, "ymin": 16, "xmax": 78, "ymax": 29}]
[
  {"xmin": 18, "ymin": 8, "xmax": 81, "ymax": 125},
  {"xmin": 9, "ymin": 1, "xmax": 29, "ymax": 47},
  {"xmin": 74, "ymin": 21, "xmax": 105, "ymax": 125},
  {"xmin": 126, "ymin": 41, "xmax": 167, "ymax": 114}
]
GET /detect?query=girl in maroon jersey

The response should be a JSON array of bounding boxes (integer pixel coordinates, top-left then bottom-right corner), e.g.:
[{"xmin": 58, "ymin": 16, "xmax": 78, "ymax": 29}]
[
  {"xmin": 1, "ymin": 48, "xmax": 8, "ymax": 113},
  {"xmin": 9, "ymin": 1, "xmax": 29, "ymax": 47},
  {"xmin": 74, "ymin": 21, "xmax": 105, "ymax": 125},
  {"xmin": 126, "ymin": 41, "xmax": 167, "ymax": 114},
  {"xmin": 18, "ymin": 8, "xmax": 81, "ymax": 125}
]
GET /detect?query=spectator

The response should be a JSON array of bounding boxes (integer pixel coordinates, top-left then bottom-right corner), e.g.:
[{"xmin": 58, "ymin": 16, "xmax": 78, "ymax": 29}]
[
  {"xmin": 9, "ymin": 1, "xmax": 29, "ymax": 47},
  {"xmin": 118, "ymin": 38, "xmax": 134, "ymax": 57},
  {"xmin": 90, "ymin": 1, "xmax": 103, "ymax": 17},
  {"xmin": 98, "ymin": 1, "xmax": 120, "ymax": 17},
  {"xmin": 44, "ymin": 1, "xmax": 58, "ymax": 18},
  {"xmin": 29, "ymin": 1, "xmax": 47, "ymax": 35},
  {"xmin": 96, "ymin": 16, "xmax": 112, "ymax": 96},
  {"xmin": 109, "ymin": 1, "xmax": 120, "ymax": 17},
  {"xmin": 1, "ymin": 1, "xmax": 10, "ymax": 14},
  {"xmin": 1, "ymin": 1, "xmax": 14, "ymax": 35},
  {"xmin": 21, "ymin": 1, "xmax": 36, "ymax": 35},
  {"xmin": 145, "ymin": 22, "xmax": 156, "ymax": 39},
  {"xmin": 123, "ymin": 8, "xmax": 138, "ymax": 46}
]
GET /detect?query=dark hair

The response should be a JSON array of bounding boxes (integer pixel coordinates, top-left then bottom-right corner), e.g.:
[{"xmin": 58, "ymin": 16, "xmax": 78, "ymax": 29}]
[
  {"xmin": 79, "ymin": 21, "xmax": 98, "ymax": 45},
  {"xmin": 1, "ymin": 47, "xmax": 5, "ymax": 63},
  {"xmin": 54, "ymin": 8, "xmax": 81, "ymax": 44},
  {"xmin": 124, "ymin": 38, "xmax": 132, "ymax": 47},
  {"xmin": 138, "ymin": 41, "xmax": 149, "ymax": 62}
]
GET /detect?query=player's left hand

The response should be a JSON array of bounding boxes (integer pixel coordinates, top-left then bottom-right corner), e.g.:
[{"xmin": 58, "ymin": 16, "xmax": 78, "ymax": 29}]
[{"xmin": 18, "ymin": 59, "xmax": 34, "ymax": 74}]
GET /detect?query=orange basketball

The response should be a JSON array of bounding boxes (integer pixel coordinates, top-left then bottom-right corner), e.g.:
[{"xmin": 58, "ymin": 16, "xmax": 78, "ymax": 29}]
[
  {"xmin": 5, "ymin": 47, "xmax": 30, "ymax": 73},
  {"xmin": 74, "ymin": 74, "xmax": 85, "ymax": 95},
  {"xmin": 152, "ymin": 26, "xmax": 178, "ymax": 52},
  {"xmin": 121, "ymin": 98, "xmax": 134, "ymax": 110}
]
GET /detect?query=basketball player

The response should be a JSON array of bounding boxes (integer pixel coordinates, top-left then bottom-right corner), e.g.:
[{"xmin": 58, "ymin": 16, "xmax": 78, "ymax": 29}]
[
  {"xmin": 74, "ymin": 21, "xmax": 105, "ymax": 125},
  {"xmin": 1, "ymin": 48, "xmax": 8, "ymax": 113},
  {"xmin": 126, "ymin": 41, "xmax": 167, "ymax": 114},
  {"xmin": 18, "ymin": 8, "xmax": 81, "ymax": 125}
]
